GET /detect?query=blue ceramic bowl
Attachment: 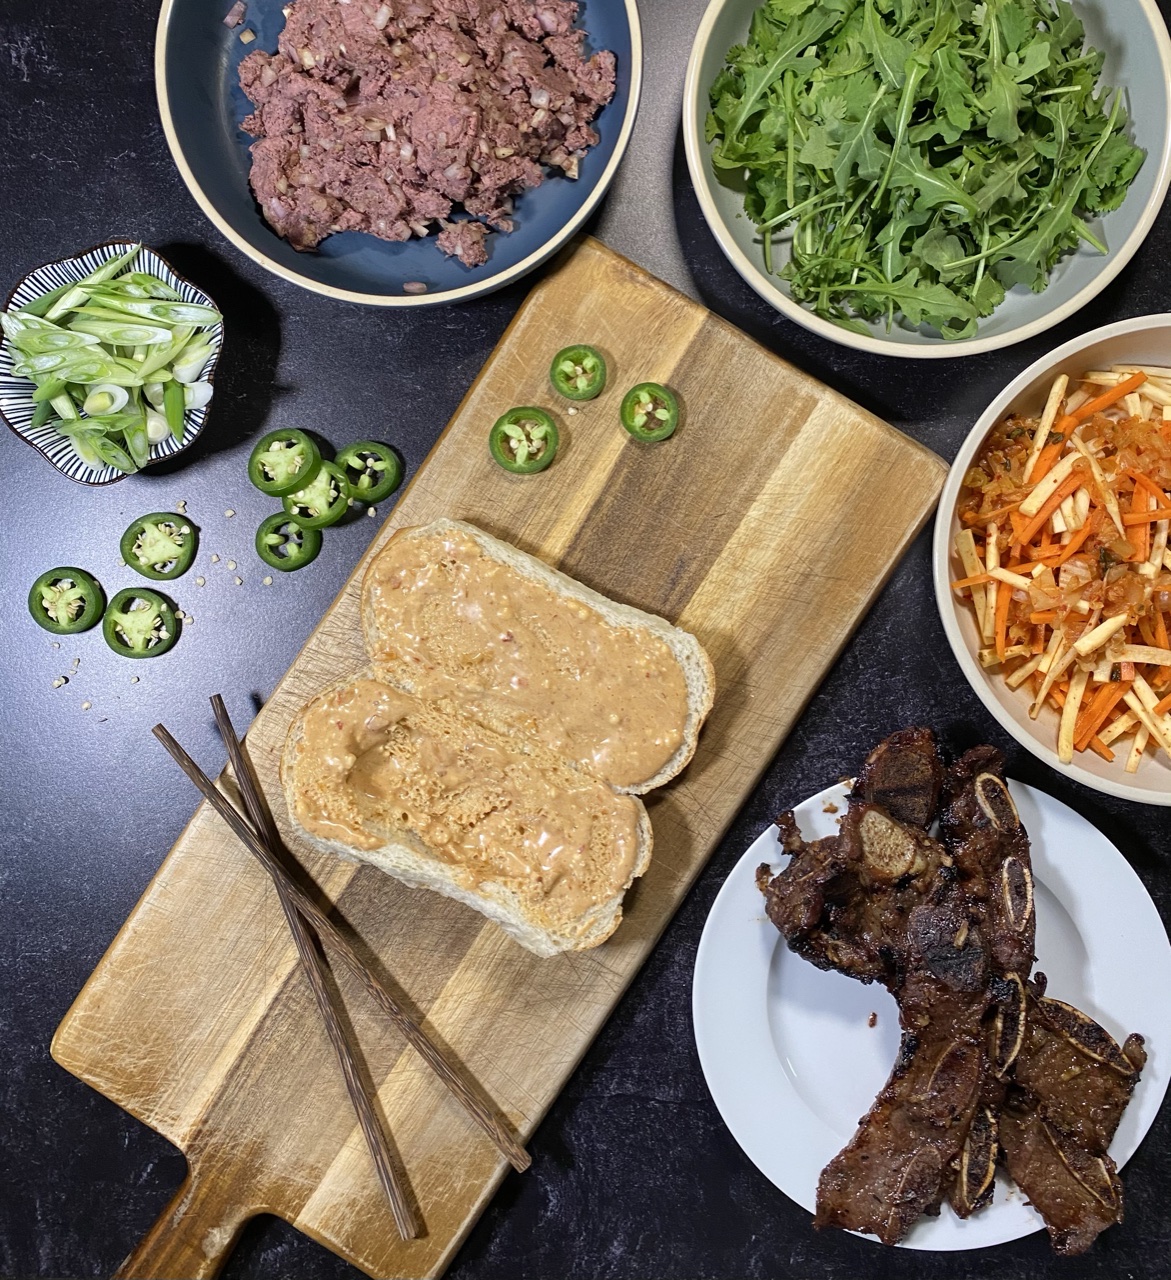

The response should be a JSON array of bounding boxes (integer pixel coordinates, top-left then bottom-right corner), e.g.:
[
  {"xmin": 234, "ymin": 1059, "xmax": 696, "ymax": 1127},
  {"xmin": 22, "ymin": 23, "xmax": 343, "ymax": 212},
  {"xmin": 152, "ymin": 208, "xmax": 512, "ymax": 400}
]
[
  {"xmin": 0, "ymin": 241, "xmax": 223, "ymax": 486},
  {"xmin": 155, "ymin": 0, "xmax": 642, "ymax": 305}
]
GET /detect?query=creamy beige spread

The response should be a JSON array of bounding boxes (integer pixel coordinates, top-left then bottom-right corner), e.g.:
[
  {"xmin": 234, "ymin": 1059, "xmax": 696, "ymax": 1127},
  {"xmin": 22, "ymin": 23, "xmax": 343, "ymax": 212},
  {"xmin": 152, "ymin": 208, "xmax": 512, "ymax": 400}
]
[
  {"xmin": 291, "ymin": 679, "xmax": 644, "ymax": 929},
  {"xmin": 363, "ymin": 531, "xmax": 690, "ymax": 789}
]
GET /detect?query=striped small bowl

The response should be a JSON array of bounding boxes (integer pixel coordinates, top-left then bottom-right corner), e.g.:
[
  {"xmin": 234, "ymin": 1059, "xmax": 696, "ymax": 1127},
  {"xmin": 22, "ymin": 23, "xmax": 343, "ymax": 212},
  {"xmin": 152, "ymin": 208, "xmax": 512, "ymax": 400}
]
[{"xmin": 0, "ymin": 241, "xmax": 223, "ymax": 485}]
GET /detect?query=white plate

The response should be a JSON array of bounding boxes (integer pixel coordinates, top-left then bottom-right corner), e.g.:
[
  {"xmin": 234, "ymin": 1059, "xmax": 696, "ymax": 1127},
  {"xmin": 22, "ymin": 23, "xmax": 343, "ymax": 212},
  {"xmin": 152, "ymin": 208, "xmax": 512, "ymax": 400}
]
[{"xmin": 693, "ymin": 781, "xmax": 1171, "ymax": 1251}]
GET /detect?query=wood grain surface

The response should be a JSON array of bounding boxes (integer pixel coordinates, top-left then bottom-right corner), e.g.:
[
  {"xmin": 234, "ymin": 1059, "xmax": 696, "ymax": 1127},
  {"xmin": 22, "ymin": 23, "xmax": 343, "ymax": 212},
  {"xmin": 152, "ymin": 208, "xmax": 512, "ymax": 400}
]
[{"xmin": 51, "ymin": 238, "xmax": 948, "ymax": 1279}]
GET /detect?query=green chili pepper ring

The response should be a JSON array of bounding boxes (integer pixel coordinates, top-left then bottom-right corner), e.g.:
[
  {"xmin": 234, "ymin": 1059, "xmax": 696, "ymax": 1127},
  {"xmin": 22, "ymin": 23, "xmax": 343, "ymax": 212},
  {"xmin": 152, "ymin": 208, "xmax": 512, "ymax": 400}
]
[
  {"xmin": 281, "ymin": 459, "xmax": 352, "ymax": 529},
  {"xmin": 28, "ymin": 566, "xmax": 104, "ymax": 634},
  {"xmin": 336, "ymin": 441, "xmax": 404, "ymax": 505},
  {"xmin": 102, "ymin": 587, "xmax": 179, "ymax": 658},
  {"xmin": 120, "ymin": 513, "xmax": 198, "ymax": 581},
  {"xmin": 620, "ymin": 382, "xmax": 679, "ymax": 442},
  {"xmin": 549, "ymin": 345, "xmax": 607, "ymax": 401},
  {"xmin": 255, "ymin": 513, "xmax": 323, "ymax": 572},
  {"xmin": 248, "ymin": 428, "xmax": 322, "ymax": 498},
  {"xmin": 489, "ymin": 407, "xmax": 559, "ymax": 474}
]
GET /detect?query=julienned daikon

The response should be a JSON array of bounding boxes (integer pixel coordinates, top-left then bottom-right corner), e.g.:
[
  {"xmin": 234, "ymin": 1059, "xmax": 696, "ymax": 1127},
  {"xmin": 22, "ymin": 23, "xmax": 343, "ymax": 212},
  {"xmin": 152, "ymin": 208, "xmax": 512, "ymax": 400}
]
[{"xmin": 0, "ymin": 245, "xmax": 221, "ymax": 474}]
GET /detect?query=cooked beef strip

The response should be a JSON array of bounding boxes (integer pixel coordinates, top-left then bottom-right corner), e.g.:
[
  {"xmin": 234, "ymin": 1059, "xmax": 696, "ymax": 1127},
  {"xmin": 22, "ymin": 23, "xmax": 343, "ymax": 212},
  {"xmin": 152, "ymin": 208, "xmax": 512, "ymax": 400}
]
[
  {"xmin": 854, "ymin": 726, "xmax": 943, "ymax": 829},
  {"xmin": 759, "ymin": 736, "xmax": 996, "ymax": 1245},
  {"xmin": 936, "ymin": 746, "xmax": 1037, "ymax": 1218},
  {"xmin": 238, "ymin": 0, "xmax": 616, "ymax": 263},
  {"xmin": 1000, "ymin": 974, "xmax": 1146, "ymax": 1255}
]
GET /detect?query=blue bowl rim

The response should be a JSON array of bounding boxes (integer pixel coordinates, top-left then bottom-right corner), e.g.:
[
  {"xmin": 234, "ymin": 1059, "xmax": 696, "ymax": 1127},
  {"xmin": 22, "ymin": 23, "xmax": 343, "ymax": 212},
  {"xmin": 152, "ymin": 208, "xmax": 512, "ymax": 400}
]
[{"xmin": 154, "ymin": 0, "xmax": 644, "ymax": 307}]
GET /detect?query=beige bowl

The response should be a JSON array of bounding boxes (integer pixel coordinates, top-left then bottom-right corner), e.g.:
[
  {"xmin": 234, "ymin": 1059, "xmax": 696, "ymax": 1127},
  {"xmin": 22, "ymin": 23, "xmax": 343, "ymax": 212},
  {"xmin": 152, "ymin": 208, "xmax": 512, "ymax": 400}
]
[
  {"xmin": 683, "ymin": 0, "xmax": 1171, "ymax": 358},
  {"xmin": 933, "ymin": 314, "xmax": 1171, "ymax": 804}
]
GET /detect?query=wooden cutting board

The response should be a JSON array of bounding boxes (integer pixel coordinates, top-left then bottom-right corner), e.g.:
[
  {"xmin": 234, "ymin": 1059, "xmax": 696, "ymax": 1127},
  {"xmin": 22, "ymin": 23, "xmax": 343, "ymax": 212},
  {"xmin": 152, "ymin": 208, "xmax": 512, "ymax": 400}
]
[{"xmin": 52, "ymin": 237, "xmax": 947, "ymax": 1279}]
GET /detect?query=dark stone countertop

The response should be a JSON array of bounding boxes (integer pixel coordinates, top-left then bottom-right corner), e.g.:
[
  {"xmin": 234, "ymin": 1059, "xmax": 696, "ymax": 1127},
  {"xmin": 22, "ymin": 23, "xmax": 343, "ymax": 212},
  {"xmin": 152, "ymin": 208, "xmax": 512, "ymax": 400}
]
[{"xmin": 1, "ymin": 1, "xmax": 1169, "ymax": 1277}]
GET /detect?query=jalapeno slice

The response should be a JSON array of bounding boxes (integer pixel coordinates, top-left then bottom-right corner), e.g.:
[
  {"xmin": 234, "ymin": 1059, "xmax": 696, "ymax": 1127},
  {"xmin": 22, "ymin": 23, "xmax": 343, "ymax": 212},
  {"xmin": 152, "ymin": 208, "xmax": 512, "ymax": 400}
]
[
  {"xmin": 281, "ymin": 459, "xmax": 352, "ymax": 528},
  {"xmin": 255, "ymin": 513, "xmax": 323, "ymax": 571},
  {"xmin": 102, "ymin": 587, "xmax": 178, "ymax": 659},
  {"xmin": 336, "ymin": 441, "xmax": 403, "ymax": 504},
  {"xmin": 119, "ymin": 513, "xmax": 198, "ymax": 581},
  {"xmin": 248, "ymin": 429, "xmax": 322, "ymax": 498},
  {"xmin": 489, "ymin": 408, "xmax": 559, "ymax": 474},
  {"xmin": 620, "ymin": 383, "xmax": 679, "ymax": 441},
  {"xmin": 549, "ymin": 345, "xmax": 606, "ymax": 401},
  {"xmin": 28, "ymin": 566, "xmax": 104, "ymax": 634}
]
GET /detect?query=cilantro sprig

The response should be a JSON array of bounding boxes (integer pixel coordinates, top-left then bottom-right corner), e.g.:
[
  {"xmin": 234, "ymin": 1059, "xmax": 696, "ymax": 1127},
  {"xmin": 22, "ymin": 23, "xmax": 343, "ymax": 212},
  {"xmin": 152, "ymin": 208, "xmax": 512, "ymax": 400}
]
[{"xmin": 706, "ymin": 0, "xmax": 1144, "ymax": 340}]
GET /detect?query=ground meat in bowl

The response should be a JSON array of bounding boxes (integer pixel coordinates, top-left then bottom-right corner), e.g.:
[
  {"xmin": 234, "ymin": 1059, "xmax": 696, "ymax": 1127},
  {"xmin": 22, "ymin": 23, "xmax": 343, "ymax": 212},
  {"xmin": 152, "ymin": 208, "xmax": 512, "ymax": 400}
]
[{"xmin": 238, "ymin": 0, "xmax": 617, "ymax": 267}]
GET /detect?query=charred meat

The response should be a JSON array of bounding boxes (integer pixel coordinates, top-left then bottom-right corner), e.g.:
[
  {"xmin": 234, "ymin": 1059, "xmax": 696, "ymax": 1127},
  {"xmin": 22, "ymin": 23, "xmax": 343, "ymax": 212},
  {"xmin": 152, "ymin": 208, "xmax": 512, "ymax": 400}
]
[
  {"xmin": 756, "ymin": 730, "xmax": 1146, "ymax": 1254},
  {"xmin": 855, "ymin": 725, "xmax": 943, "ymax": 828},
  {"xmin": 1000, "ymin": 974, "xmax": 1146, "ymax": 1255}
]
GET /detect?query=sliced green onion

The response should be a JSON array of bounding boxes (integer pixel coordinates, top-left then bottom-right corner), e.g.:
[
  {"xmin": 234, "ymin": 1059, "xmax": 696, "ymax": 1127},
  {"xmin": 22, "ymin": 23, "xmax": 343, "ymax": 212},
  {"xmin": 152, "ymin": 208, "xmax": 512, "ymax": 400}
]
[
  {"xmin": 184, "ymin": 381, "xmax": 213, "ymax": 411},
  {"xmin": 44, "ymin": 245, "xmax": 141, "ymax": 321},
  {"xmin": 83, "ymin": 384, "xmax": 129, "ymax": 416},
  {"xmin": 163, "ymin": 380, "xmax": 186, "ymax": 442},
  {"xmin": 145, "ymin": 410, "xmax": 170, "ymax": 444},
  {"xmin": 69, "ymin": 318, "xmax": 174, "ymax": 346}
]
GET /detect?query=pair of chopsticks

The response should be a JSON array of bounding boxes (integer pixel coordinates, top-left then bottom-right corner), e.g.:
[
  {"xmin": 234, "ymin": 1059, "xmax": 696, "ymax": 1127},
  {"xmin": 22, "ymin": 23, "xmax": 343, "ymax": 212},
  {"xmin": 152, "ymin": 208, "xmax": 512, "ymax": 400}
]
[{"xmin": 154, "ymin": 697, "xmax": 530, "ymax": 1240}]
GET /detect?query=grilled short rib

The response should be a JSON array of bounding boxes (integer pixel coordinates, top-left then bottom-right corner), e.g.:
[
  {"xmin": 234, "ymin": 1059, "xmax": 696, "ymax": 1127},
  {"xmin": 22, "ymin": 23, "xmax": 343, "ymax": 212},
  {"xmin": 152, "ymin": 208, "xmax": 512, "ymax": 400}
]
[
  {"xmin": 756, "ymin": 730, "xmax": 1145, "ymax": 1252},
  {"xmin": 1000, "ymin": 974, "xmax": 1146, "ymax": 1255},
  {"xmin": 938, "ymin": 747, "xmax": 1036, "ymax": 1217},
  {"xmin": 759, "ymin": 730, "xmax": 998, "ymax": 1242}
]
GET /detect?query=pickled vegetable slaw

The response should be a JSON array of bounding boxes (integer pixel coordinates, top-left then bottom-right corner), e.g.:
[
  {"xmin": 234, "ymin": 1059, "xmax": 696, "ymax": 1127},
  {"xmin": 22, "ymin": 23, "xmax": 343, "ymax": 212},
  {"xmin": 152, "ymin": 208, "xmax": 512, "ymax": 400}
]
[{"xmin": 952, "ymin": 365, "xmax": 1171, "ymax": 772}]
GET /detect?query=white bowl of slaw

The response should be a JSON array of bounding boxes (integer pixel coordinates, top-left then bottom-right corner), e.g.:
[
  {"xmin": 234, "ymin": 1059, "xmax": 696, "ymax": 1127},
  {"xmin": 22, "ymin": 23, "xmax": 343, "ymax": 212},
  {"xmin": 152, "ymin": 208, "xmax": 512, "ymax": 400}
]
[{"xmin": 934, "ymin": 313, "xmax": 1171, "ymax": 805}]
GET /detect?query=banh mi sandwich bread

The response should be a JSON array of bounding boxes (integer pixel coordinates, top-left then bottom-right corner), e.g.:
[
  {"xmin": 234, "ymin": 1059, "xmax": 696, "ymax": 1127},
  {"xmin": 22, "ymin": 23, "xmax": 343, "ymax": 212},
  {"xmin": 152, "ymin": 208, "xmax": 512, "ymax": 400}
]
[{"xmin": 281, "ymin": 519, "xmax": 715, "ymax": 956}]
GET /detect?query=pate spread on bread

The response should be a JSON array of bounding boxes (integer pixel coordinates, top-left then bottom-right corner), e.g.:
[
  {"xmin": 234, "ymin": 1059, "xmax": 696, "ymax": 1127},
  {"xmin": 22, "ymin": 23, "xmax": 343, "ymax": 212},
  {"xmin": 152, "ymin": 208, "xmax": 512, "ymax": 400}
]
[{"xmin": 281, "ymin": 519, "xmax": 714, "ymax": 955}]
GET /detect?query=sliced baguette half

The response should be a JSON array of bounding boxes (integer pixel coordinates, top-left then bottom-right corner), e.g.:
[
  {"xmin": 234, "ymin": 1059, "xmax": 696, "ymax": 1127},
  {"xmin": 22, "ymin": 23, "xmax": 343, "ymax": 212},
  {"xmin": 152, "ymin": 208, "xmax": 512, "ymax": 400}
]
[
  {"xmin": 361, "ymin": 518, "xmax": 715, "ymax": 794},
  {"xmin": 280, "ymin": 672, "xmax": 654, "ymax": 957}
]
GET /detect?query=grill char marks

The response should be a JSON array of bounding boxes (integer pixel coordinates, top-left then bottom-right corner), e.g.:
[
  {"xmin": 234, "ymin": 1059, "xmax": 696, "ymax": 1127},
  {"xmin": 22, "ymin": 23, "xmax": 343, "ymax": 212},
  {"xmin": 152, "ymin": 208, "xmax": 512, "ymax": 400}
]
[
  {"xmin": 855, "ymin": 726, "xmax": 943, "ymax": 829},
  {"xmin": 1000, "ymin": 974, "xmax": 1146, "ymax": 1255}
]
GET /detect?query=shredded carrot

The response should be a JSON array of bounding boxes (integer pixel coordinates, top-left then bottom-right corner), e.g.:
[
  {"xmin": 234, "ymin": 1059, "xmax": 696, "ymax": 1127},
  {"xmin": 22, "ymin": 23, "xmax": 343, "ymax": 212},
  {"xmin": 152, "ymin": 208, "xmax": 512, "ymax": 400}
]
[
  {"xmin": 962, "ymin": 502, "xmax": 1020, "ymax": 526},
  {"xmin": 1051, "ymin": 509, "xmax": 1102, "ymax": 567},
  {"xmin": 1075, "ymin": 681, "xmax": 1132, "ymax": 752},
  {"xmin": 1123, "ymin": 507, "xmax": 1171, "ymax": 525},
  {"xmin": 995, "ymin": 578, "xmax": 1012, "ymax": 663},
  {"xmin": 951, "ymin": 571, "xmax": 994, "ymax": 590},
  {"xmin": 1031, "ymin": 371, "xmax": 1147, "ymax": 482},
  {"xmin": 1155, "ymin": 693, "xmax": 1171, "ymax": 715},
  {"xmin": 955, "ymin": 363, "xmax": 1170, "ymax": 778},
  {"xmin": 1015, "ymin": 471, "xmax": 1086, "ymax": 548}
]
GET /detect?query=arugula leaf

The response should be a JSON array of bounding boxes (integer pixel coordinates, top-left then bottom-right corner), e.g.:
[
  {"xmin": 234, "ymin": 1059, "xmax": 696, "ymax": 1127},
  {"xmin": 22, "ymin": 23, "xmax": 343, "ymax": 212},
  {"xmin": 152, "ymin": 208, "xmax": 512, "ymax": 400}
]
[
  {"xmin": 706, "ymin": 0, "xmax": 1145, "ymax": 339},
  {"xmin": 863, "ymin": 0, "xmax": 911, "ymax": 88}
]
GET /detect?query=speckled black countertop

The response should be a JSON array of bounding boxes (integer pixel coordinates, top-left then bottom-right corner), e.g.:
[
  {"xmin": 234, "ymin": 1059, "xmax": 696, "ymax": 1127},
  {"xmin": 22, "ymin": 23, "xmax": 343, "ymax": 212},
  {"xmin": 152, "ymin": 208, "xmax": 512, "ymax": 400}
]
[{"xmin": 2, "ymin": 1, "xmax": 1170, "ymax": 1277}]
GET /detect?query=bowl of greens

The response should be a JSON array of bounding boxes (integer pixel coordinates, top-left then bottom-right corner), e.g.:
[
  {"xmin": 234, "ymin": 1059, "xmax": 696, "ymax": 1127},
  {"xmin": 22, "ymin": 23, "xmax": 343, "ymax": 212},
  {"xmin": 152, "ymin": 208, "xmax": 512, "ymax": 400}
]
[
  {"xmin": 683, "ymin": 0, "xmax": 1171, "ymax": 357},
  {"xmin": 0, "ymin": 242, "xmax": 222, "ymax": 484}
]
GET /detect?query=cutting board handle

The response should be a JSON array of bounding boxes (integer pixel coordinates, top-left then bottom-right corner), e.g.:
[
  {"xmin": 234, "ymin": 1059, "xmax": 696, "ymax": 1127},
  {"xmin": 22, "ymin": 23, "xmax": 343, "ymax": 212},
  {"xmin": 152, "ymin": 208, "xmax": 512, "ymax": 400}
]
[{"xmin": 114, "ymin": 1171, "xmax": 250, "ymax": 1280}]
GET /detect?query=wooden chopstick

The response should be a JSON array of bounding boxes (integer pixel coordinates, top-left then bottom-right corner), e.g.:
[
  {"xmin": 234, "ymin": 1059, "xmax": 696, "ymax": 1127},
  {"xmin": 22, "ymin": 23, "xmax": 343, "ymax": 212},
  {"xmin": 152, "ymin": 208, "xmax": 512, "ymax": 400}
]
[
  {"xmin": 153, "ymin": 716, "xmax": 532, "ymax": 1177},
  {"xmin": 199, "ymin": 706, "xmax": 418, "ymax": 1241}
]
